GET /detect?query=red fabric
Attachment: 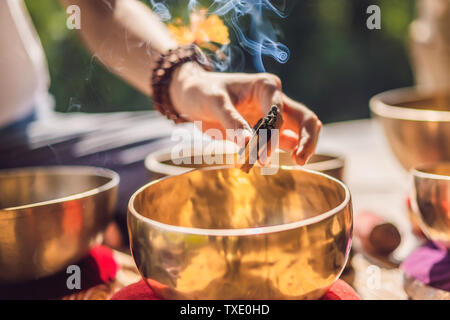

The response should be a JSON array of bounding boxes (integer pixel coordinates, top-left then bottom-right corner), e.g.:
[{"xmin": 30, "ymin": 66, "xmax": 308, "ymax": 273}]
[
  {"xmin": 111, "ymin": 279, "xmax": 162, "ymax": 300},
  {"xmin": 111, "ymin": 279, "xmax": 360, "ymax": 300},
  {"xmin": 320, "ymin": 279, "xmax": 360, "ymax": 300},
  {"xmin": 0, "ymin": 245, "xmax": 118, "ymax": 300},
  {"xmin": 87, "ymin": 245, "xmax": 119, "ymax": 284}
]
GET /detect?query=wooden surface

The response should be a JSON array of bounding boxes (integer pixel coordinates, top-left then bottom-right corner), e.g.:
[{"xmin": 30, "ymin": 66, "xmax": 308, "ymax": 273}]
[{"xmin": 318, "ymin": 119, "xmax": 424, "ymax": 299}]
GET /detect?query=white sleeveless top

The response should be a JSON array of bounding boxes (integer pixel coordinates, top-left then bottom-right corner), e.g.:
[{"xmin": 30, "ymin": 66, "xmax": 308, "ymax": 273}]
[{"xmin": 0, "ymin": 0, "xmax": 50, "ymax": 128}]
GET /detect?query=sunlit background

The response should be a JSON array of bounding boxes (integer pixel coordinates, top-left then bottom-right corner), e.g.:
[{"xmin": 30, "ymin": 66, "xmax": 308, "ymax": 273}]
[{"xmin": 25, "ymin": 0, "xmax": 416, "ymax": 123}]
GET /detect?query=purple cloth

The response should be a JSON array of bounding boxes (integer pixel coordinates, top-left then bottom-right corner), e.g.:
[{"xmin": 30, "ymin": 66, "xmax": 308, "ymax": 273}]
[{"xmin": 401, "ymin": 242, "xmax": 450, "ymax": 292}]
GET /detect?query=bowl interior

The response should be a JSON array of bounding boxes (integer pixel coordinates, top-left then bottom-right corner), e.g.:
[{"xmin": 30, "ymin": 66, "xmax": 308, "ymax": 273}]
[
  {"xmin": 381, "ymin": 89, "xmax": 450, "ymax": 112},
  {"xmin": 0, "ymin": 168, "xmax": 113, "ymax": 210},
  {"xmin": 132, "ymin": 167, "xmax": 348, "ymax": 230}
]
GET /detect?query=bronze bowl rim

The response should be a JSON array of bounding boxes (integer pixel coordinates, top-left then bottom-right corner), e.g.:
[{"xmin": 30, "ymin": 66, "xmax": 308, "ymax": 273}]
[
  {"xmin": 411, "ymin": 162, "xmax": 450, "ymax": 248},
  {"xmin": 411, "ymin": 162, "xmax": 450, "ymax": 181},
  {"xmin": 144, "ymin": 146, "xmax": 345, "ymax": 177},
  {"xmin": 128, "ymin": 166, "xmax": 351, "ymax": 237},
  {"xmin": 0, "ymin": 166, "xmax": 120, "ymax": 214},
  {"xmin": 370, "ymin": 86, "xmax": 450, "ymax": 122}
]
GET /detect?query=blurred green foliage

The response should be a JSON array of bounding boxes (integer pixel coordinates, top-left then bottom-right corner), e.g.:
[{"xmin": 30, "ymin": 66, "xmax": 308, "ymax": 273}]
[
  {"xmin": 25, "ymin": 0, "xmax": 415, "ymax": 123},
  {"xmin": 25, "ymin": 0, "xmax": 149, "ymax": 113}
]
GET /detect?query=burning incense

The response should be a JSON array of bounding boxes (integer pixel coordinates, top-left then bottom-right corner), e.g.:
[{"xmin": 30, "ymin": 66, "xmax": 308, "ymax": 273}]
[{"xmin": 237, "ymin": 105, "xmax": 283, "ymax": 173}]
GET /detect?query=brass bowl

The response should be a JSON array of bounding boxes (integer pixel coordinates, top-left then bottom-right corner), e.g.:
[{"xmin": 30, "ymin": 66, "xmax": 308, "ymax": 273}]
[
  {"xmin": 0, "ymin": 166, "xmax": 119, "ymax": 284},
  {"xmin": 370, "ymin": 87, "xmax": 450, "ymax": 170},
  {"xmin": 412, "ymin": 163, "xmax": 450, "ymax": 249},
  {"xmin": 145, "ymin": 147, "xmax": 345, "ymax": 181},
  {"xmin": 128, "ymin": 167, "xmax": 353, "ymax": 299}
]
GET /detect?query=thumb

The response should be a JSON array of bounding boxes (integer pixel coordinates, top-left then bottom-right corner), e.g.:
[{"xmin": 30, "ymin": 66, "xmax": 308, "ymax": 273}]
[{"xmin": 211, "ymin": 93, "xmax": 253, "ymax": 141}]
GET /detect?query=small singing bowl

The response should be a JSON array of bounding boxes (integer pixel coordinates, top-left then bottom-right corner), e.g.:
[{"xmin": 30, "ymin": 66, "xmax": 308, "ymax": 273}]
[
  {"xmin": 128, "ymin": 167, "xmax": 353, "ymax": 299},
  {"xmin": 370, "ymin": 87, "xmax": 450, "ymax": 170},
  {"xmin": 412, "ymin": 163, "xmax": 450, "ymax": 249},
  {"xmin": 145, "ymin": 147, "xmax": 345, "ymax": 181},
  {"xmin": 0, "ymin": 166, "xmax": 119, "ymax": 284}
]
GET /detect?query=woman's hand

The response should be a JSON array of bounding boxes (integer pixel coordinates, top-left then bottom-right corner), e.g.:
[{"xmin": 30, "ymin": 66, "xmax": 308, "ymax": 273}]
[{"xmin": 169, "ymin": 62, "xmax": 322, "ymax": 165}]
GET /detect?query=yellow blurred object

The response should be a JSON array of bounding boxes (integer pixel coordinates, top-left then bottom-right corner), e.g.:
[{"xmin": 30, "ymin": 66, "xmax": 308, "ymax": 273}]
[{"xmin": 168, "ymin": 9, "xmax": 230, "ymax": 47}]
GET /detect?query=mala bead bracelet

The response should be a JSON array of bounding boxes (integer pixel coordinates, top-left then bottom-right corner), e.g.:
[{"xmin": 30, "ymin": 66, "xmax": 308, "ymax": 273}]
[{"xmin": 151, "ymin": 44, "xmax": 213, "ymax": 123}]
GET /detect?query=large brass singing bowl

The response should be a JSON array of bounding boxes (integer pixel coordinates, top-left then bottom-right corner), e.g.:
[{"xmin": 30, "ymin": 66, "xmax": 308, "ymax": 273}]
[
  {"xmin": 0, "ymin": 166, "xmax": 119, "ymax": 284},
  {"xmin": 145, "ymin": 148, "xmax": 345, "ymax": 181},
  {"xmin": 412, "ymin": 163, "xmax": 450, "ymax": 249},
  {"xmin": 370, "ymin": 87, "xmax": 450, "ymax": 170},
  {"xmin": 128, "ymin": 167, "xmax": 353, "ymax": 299}
]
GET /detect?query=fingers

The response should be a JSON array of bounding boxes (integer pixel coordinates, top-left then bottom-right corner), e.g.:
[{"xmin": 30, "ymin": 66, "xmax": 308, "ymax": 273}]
[
  {"xmin": 279, "ymin": 129, "xmax": 298, "ymax": 150},
  {"xmin": 222, "ymin": 72, "xmax": 283, "ymax": 166},
  {"xmin": 209, "ymin": 92, "xmax": 253, "ymax": 141},
  {"xmin": 250, "ymin": 75, "xmax": 283, "ymax": 166},
  {"xmin": 292, "ymin": 117, "xmax": 322, "ymax": 165},
  {"xmin": 217, "ymin": 72, "xmax": 322, "ymax": 166},
  {"xmin": 247, "ymin": 74, "xmax": 283, "ymax": 165},
  {"xmin": 251, "ymin": 74, "xmax": 283, "ymax": 113},
  {"xmin": 224, "ymin": 72, "xmax": 282, "ymax": 109},
  {"xmin": 280, "ymin": 94, "xmax": 322, "ymax": 165}
]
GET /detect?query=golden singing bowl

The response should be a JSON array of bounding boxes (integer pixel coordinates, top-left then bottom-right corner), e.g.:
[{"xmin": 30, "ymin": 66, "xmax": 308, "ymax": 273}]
[
  {"xmin": 128, "ymin": 167, "xmax": 353, "ymax": 299},
  {"xmin": 370, "ymin": 87, "xmax": 450, "ymax": 170},
  {"xmin": 412, "ymin": 163, "xmax": 450, "ymax": 249},
  {"xmin": 145, "ymin": 147, "xmax": 345, "ymax": 181},
  {"xmin": 0, "ymin": 166, "xmax": 119, "ymax": 284}
]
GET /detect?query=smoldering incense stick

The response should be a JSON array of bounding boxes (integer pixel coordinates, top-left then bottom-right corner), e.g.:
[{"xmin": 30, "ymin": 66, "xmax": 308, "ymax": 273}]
[{"xmin": 237, "ymin": 106, "xmax": 283, "ymax": 173}]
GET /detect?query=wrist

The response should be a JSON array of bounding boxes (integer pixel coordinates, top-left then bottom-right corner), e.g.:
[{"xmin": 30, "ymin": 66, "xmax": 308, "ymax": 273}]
[
  {"xmin": 169, "ymin": 61, "xmax": 206, "ymax": 115},
  {"xmin": 151, "ymin": 44, "xmax": 212, "ymax": 123}
]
